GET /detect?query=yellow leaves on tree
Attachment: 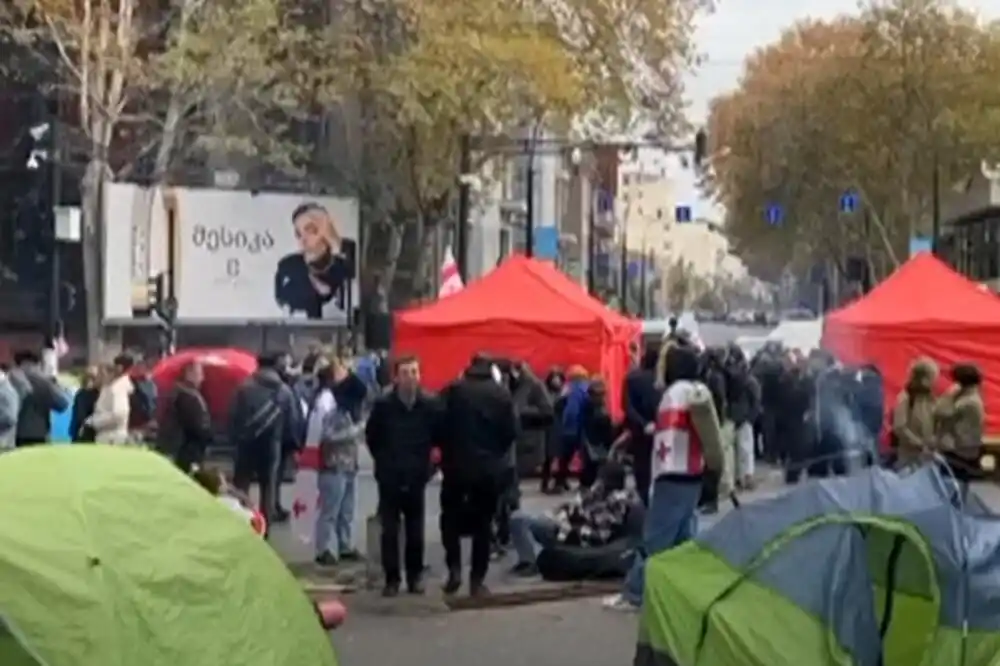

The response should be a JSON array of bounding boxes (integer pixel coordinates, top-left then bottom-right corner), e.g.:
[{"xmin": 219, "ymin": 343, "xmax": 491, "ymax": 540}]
[
  {"xmin": 346, "ymin": 0, "xmax": 708, "ymax": 209},
  {"xmin": 704, "ymin": 0, "xmax": 1000, "ymax": 282}
]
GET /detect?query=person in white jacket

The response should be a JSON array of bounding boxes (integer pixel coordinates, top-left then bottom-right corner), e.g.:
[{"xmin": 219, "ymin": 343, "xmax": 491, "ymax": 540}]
[{"xmin": 87, "ymin": 360, "xmax": 134, "ymax": 444}]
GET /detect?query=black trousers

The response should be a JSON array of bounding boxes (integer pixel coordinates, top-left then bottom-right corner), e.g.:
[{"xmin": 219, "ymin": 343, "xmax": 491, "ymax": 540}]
[
  {"xmin": 232, "ymin": 439, "xmax": 280, "ymax": 529},
  {"xmin": 631, "ymin": 434, "xmax": 653, "ymax": 506},
  {"xmin": 378, "ymin": 482, "xmax": 426, "ymax": 585},
  {"xmin": 440, "ymin": 476, "xmax": 498, "ymax": 582}
]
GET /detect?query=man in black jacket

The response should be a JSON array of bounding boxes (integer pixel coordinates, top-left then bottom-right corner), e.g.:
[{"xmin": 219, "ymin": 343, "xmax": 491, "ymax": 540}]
[
  {"xmin": 365, "ymin": 356, "xmax": 440, "ymax": 597},
  {"xmin": 622, "ymin": 344, "xmax": 661, "ymax": 505},
  {"xmin": 230, "ymin": 353, "xmax": 302, "ymax": 530},
  {"xmin": 438, "ymin": 354, "xmax": 518, "ymax": 596},
  {"xmin": 157, "ymin": 360, "xmax": 214, "ymax": 472}
]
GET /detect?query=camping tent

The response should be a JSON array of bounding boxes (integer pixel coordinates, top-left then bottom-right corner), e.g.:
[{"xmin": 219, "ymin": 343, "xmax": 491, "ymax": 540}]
[
  {"xmin": 822, "ymin": 253, "xmax": 1000, "ymax": 435},
  {"xmin": 636, "ymin": 465, "xmax": 1000, "ymax": 666},
  {"xmin": 394, "ymin": 255, "xmax": 639, "ymax": 412}
]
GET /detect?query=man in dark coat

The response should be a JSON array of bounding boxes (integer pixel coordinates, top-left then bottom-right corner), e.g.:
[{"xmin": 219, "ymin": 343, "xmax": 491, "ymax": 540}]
[
  {"xmin": 229, "ymin": 353, "xmax": 302, "ymax": 529},
  {"xmin": 438, "ymin": 354, "xmax": 518, "ymax": 597},
  {"xmin": 365, "ymin": 355, "xmax": 441, "ymax": 596},
  {"xmin": 157, "ymin": 359, "xmax": 214, "ymax": 472},
  {"xmin": 623, "ymin": 345, "xmax": 661, "ymax": 505}
]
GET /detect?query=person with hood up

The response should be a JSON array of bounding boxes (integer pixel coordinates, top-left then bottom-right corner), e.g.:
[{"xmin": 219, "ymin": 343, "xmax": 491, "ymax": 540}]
[
  {"xmin": 724, "ymin": 345, "xmax": 760, "ymax": 491},
  {"xmin": 890, "ymin": 358, "xmax": 938, "ymax": 468},
  {"xmin": 438, "ymin": 353, "xmax": 518, "ymax": 597},
  {"xmin": 0, "ymin": 363, "xmax": 20, "ymax": 452},
  {"xmin": 604, "ymin": 344, "xmax": 723, "ymax": 612},
  {"xmin": 229, "ymin": 353, "xmax": 303, "ymax": 528},
  {"xmin": 623, "ymin": 345, "xmax": 661, "ymax": 505},
  {"xmin": 10, "ymin": 350, "xmax": 69, "ymax": 446},
  {"xmin": 934, "ymin": 362, "xmax": 985, "ymax": 486},
  {"xmin": 553, "ymin": 365, "xmax": 590, "ymax": 491}
]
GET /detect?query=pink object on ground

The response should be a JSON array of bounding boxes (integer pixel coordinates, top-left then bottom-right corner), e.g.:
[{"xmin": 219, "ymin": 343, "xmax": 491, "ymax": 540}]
[{"xmin": 316, "ymin": 599, "xmax": 346, "ymax": 629}]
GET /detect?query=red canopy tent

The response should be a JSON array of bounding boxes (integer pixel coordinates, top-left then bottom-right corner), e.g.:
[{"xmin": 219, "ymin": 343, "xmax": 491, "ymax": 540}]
[
  {"xmin": 393, "ymin": 255, "xmax": 639, "ymax": 417},
  {"xmin": 822, "ymin": 252, "xmax": 1000, "ymax": 435}
]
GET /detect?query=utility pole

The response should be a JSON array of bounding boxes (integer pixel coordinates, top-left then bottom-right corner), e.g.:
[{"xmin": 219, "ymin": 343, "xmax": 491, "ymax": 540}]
[
  {"xmin": 456, "ymin": 134, "xmax": 471, "ymax": 280},
  {"xmin": 48, "ymin": 112, "xmax": 62, "ymax": 346},
  {"xmin": 586, "ymin": 188, "xmax": 596, "ymax": 294},
  {"xmin": 525, "ymin": 141, "xmax": 536, "ymax": 257}
]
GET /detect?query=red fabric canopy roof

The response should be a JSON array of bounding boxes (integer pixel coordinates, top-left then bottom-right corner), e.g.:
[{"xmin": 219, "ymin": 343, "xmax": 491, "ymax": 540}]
[
  {"xmin": 823, "ymin": 253, "xmax": 1000, "ymax": 434},
  {"xmin": 394, "ymin": 255, "xmax": 639, "ymax": 417}
]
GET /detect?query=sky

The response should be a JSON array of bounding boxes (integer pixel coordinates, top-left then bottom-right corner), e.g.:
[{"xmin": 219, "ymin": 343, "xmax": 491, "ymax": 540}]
[{"xmin": 671, "ymin": 0, "xmax": 1000, "ymax": 221}]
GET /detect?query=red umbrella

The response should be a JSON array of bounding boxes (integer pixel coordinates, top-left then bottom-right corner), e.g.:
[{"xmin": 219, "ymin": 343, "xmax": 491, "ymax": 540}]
[{"xmin": 150, "ymin": 348, "xmax": 257, "ymax": 427}]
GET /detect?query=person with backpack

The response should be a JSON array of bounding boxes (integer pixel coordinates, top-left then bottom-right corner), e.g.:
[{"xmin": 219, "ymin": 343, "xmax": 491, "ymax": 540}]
[
  {"xmin": 230, "ymin": 353, "xmax": 303, "ymax": 529},
  {"xmin": 309, "ymin": 364, "xmax": 362, "ymax": 566}
]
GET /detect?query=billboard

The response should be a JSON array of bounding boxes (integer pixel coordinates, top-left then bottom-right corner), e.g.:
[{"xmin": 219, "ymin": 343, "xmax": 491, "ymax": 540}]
[{"xmin": 103, "ymin": 183, "xmax": 359, "ymax": 323}]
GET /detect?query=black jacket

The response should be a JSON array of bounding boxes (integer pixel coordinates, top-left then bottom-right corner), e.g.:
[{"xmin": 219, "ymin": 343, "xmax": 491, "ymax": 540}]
[
  {"xmin": 10, "ymin": 366, "xmax": 69, "ymax": 442},
  {"xmin": 365, "ymin": 389, "xmax": 441, "ymax": 487},
  {"xmin": 622, "ymin": 367, "xmax": 659, "ymax": 436},
  {"xmin": 439, "ymin": 362, "xmax": 518, "ymax": 482},
  {"xmin": 69, "ymin": 387, "xmax": 99, "ymax": 442},
  {"xmin": 158, "ymin": 381, "xmax": 214, "ymax": 461},
  {"xmin": 581, "ymin": 400, "xmax": 616, "ymax": 461}
]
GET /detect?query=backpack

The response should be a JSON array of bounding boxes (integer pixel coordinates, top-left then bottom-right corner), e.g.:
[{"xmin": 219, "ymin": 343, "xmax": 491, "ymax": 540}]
[
  {"xmin": 240, "ymin": 384, "xmax": 284, "ymax": 444},
  {"xmin": 130, "ymin": 377, "xmax": 157, "ymax": 426}
]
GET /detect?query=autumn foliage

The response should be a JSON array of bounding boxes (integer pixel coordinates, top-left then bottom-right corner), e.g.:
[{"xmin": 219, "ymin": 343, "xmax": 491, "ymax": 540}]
[{"xmin": 704, "ymin": 0, "xmax": 1000, "ymax": 282}]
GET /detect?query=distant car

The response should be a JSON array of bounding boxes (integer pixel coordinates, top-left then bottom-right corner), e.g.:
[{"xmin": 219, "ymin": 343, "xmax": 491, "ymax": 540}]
[{"xmin": 779, "ymin": 308, "xmax": 816, "ymax": 321}]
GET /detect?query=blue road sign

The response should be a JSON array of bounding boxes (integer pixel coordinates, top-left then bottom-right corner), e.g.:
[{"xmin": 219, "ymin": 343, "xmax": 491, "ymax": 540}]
[
  {"xmin": 675, "ymin": 205, "xmax": 692, "ymax": 223},
  {"xmin": 533, "ymin": 225, "xmax": 559, "ymax": 260},
  {"xmin": 839, "ymin": 190, "xmax": 859, "ymax": 214},
  {"xmin": 765, "ymin": 203, "xmax": 783, "ymax": 226}
]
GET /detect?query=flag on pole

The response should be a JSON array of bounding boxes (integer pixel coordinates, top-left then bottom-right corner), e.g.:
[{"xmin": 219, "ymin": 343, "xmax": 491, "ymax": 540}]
[{"xmin": 439, "ymin": 246, "xmax": 464, "ymax": 298}]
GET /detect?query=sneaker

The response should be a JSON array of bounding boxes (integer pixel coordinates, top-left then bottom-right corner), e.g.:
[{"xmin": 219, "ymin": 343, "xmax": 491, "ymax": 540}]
[
  {"xmin": 509, "ymin": 562, "xmax": 539, "ymax": 577},
  {"xmin": 602, "ymin": 593, "xmax": 639, "ymax": 612},
  {"xmin": 339, "ymin": 549, "xmax": 363, "ymax": 562},
  {"xmin": 382, "ymin": 581, "xmax": 400, "ymax": 598},
  {"xmin": 314, "ymin": 551, "xmax": 339, "ymax": 567}
]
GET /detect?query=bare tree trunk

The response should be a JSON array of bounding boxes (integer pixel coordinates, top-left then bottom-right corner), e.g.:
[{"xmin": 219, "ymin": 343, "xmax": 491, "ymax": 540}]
[
  {"xmin": 81, "ymin": 159, "xmax": 105, "ymax": 362},
  {"xmin": 377, "ymin": 224, "xmax": 404, "ymax": 305}
]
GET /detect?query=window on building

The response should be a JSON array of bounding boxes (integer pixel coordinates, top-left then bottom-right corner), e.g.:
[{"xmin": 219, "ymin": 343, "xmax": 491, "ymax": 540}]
[{"xmin": 499, "ymin": 227, "xmax": 512, "ymax": 260}]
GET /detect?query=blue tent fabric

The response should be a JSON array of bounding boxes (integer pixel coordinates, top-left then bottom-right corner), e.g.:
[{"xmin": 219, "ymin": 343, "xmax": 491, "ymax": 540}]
[{"xmin": 695, "ymin": 465, "xmax": 1000, "ymax": 641}]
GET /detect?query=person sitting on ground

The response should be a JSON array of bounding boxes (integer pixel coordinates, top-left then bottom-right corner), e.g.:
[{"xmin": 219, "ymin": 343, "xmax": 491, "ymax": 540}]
[
  {"xmin": 507, "ymin": 461, "xmax": 639, "ymax": 577},
  {"xmin": 890, "ymin": 357, "xmax": 938, "ymax": 469},
  {"xmin": 192, "ymin": 467, "xmax": 267, "ymax": 536}
]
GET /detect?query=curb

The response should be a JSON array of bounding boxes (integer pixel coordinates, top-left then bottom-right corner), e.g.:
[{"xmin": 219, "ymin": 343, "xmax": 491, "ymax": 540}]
[{"xmin": 444, "ymin": 580, "xmax": 619, "ymax": 611}]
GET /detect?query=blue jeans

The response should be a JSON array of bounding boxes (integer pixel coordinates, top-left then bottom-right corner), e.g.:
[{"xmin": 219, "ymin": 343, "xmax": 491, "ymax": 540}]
[
  {"xmin": 622, "ymin": 477, "xmax": 701, "ymax": 606},
  {"xmin": 314, "ymin": 469, "xmax": 357, "ymax": 557},
  {"xmin": 509, "ymin": 511, "xmax": 560, "ymax": 564}
]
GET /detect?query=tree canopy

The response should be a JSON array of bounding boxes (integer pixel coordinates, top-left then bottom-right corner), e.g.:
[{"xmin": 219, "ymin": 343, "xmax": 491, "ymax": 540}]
[{"xmin": 703, "ymin": 0, "xmax": 1000, "ymax": 282}]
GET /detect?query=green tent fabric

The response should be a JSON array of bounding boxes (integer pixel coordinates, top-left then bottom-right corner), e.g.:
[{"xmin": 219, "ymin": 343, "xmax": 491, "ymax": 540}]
[
  {"xmin": 0, "ymin": 445, "xmax": 338, "ymax": 666},
  {"xmin": 635, "ymin": 466, "xmax": 1000, "ymax": 666}
]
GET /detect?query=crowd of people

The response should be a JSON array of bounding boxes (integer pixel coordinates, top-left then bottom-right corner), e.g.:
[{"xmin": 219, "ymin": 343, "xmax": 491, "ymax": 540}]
[{"xmin": 0, "ymin": 315, "xmax": 986, "ymax": 611}]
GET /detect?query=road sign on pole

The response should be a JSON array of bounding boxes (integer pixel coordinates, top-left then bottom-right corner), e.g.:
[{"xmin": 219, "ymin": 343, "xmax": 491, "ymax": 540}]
[
  {"xmin": 765, "ymin": 204, "xmax": 783, "ymax": 226},
  {"xmin": 839, "ymin": 190, "xmax": 859, "ymax": 214},
  {"xmin": 675, "ymin": 205, "xmax": 692, "ymax": 223}
]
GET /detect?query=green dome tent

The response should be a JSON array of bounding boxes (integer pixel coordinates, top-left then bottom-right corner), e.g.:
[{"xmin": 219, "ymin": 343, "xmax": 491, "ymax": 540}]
[
  {"xmin": 636, "ymin": 466, "xmax": 1000, "ymax": 666},
  {"xmin": 0, "ymin": 446, "xmax": 338, "ymax": 666}
]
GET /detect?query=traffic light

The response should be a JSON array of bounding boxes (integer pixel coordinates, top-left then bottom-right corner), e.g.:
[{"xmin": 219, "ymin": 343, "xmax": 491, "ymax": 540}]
[{"xmin": 694, "ymin": 129, "xmax": 708, "ymax": 168}]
